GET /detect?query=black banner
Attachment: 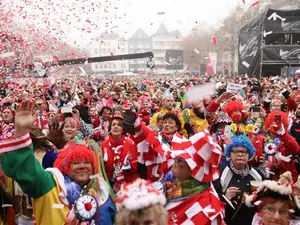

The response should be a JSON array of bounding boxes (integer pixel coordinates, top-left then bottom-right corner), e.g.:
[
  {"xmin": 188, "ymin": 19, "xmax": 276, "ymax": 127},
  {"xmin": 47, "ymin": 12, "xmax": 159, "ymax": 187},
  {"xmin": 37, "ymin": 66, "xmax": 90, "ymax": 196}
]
[
  {"xmin": 165, "ymin": 50, "xmax": 184, "ymax": 70},
  {"xmin": 263, "ymin": 46, "xmax": 300, "ymax": 63},
  {"xmin": 238, "ymin": 8, "xmax": 300, "ymax": 77},
  {"xmin": 264, "ymin": 9, "xmax": 300, "ymax": 33},
  {"xmin": 238, "ymin": 13, "xmax": 265, "ymax": 76}
]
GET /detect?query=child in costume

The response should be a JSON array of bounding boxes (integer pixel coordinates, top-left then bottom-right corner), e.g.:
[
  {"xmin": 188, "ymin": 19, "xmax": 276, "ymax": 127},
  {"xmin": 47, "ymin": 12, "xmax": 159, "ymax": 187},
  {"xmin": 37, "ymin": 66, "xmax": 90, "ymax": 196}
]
[
  {"xmin": 115, "ymin": 178, "xmax": 168, "ymax": 225},
  {"xmin": 0, "ymin": 100, "xmax": 115, "ymax": 225}
]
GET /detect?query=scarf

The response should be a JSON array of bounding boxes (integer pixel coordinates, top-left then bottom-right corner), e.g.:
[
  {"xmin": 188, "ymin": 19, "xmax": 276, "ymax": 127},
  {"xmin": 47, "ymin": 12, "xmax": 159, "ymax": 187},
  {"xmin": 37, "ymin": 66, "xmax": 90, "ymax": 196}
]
[
  {"xmin": 161, "ymin": 132, "xmax": 174, "ymax": 145},
  {"xmin": 229, "ymin": 160, "xmax": 250, "ymax": 178},
  {"xmin": 65, "ymin": 176, "xmax": 101, "ymax": 206},
  {"xmin": 165, "ymin": 179, "xmax": 210, "ymax": 201},
  {"xmin": 109, "ymin": 135, "xmax": 125, "ymax": 147}
]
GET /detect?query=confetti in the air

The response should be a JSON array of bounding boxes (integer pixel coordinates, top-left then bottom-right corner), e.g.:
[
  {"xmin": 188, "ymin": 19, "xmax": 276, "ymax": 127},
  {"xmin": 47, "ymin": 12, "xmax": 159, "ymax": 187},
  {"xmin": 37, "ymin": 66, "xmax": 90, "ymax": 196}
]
[{"xmin": 242, "ymin": 61, "xmax": 250, "ymax": 68}]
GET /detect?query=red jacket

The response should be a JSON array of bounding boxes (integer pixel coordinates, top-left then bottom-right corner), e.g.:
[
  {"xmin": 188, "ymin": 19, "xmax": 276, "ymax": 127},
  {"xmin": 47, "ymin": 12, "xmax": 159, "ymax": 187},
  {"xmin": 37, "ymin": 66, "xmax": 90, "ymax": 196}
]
[
  {"xmin": 251, "ymin": 132, "xmax": 300, "ymax": 181},
  {"xmin": 101, "ymin": 135, "xmax": 138, "ymax": 188}
]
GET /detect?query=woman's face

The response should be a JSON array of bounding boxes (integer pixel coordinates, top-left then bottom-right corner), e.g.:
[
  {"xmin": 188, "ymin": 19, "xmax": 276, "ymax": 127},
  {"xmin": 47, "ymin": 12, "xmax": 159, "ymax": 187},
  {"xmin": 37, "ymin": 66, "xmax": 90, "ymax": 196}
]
[
  {"xmin": 111, "ymin": 119, "xmax": 123, "ymax": 137},
  {"xmin": 230, "ymin": 146, "xmax": 249, "ymax": 169},
  {"xmin": 271, "ymin": 101, "xmax": 281, "ymax": 111},
  {"xmin": 156, "ymin": 119, "xmax": 164, "ymax": 130},
  {"xmin": 261, "ymin": 201, "xmax": 291, "ymax": 225},
  {"xmin": 62, "ymin": 118, "xmax": 78, "ymax": 139},
  {"xmin": 162, "ymin": 118, "xmax": 178, "ymax": 135},
  {"xmin": 113, "ymin": 110, "xmax": 122, "ymax": 118},
  {"xmin": 2, "ymin": 109, "xmax": 13, "ymax": 123},
  {"xmin": 89, "ymin": 108, "xmax": 97, "ymax": 117}
]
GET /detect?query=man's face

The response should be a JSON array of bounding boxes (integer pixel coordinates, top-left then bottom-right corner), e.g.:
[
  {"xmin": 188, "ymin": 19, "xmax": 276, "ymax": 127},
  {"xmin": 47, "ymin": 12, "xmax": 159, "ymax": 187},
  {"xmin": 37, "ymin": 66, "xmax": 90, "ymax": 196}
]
[
  {"xmin": 230, "ymin": 147, "xmax": 249, "ymax": 169},
  {"xmin": 180, "ymin": 86, "xmax": 186, "ymax": 95},
  {"xmin": 2, "ymin": 109, "xmax": 13, "ymax": 123},
  {"xmin": 68, "ymin": 160, "xmax": 93, "ymax": 184},
  {"xmin": 250, "ymin": 112, "xmax": 260, "ymax": 119},
  {"xmin": 171, "ymin": 157, "xmax": 192, "ymax": 181},
  {"xmin": 163, "ymin": 99, "xmax": 174, "ymax": 110},
  {"xmin": 102, "ymin": 109, "xmax": 111, "ymax": 121}
]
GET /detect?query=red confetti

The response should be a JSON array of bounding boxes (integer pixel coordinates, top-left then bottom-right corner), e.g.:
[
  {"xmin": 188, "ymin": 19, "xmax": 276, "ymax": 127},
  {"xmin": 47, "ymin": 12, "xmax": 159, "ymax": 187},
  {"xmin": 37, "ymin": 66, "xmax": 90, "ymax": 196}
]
[
  {"xmin": 212, "ymin": 36, "xmax": 217, "ymax": 46},
  {"xmin": 52, "ymin": 56, "xmax": 59, "ymax": 61},
  {"xmin": 252, "ymin": 0, "xmax": 260, "ymax": 6}
]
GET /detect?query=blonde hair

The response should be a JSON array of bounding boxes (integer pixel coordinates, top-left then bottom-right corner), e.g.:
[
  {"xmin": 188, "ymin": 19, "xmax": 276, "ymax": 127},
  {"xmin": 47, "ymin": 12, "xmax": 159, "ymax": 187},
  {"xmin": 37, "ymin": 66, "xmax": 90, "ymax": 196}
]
[{"xmin": 115, "ymin": 203, "xmax": 168, "ymax": 225}]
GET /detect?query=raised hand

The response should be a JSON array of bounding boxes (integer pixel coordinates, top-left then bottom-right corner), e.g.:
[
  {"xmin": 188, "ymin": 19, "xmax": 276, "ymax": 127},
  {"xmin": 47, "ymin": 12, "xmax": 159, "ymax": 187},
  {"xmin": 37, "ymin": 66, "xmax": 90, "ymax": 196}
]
[
  {"xmin": 215, "ymin": 92, "xmax": 235, "ymax": 104},
  {"xmin": 15, "ymin": 100, "xmax": 36, "ymax": 136}
]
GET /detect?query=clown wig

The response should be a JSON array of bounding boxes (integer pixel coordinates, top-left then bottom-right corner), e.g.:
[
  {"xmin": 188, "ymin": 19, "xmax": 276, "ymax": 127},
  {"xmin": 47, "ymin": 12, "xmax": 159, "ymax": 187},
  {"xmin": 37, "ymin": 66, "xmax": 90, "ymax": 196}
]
[
  {"xmin": 264, "ymin": 111, "xmax": 289, "ymax": 131},
  {"xmin": 225, "ymin": 135, "xmax": 256, "ymax": 160},
  {"xmin": 53, "ymin": 144, "xmax": 96, "ymax": 175},
  {"xmin": 224, "ymin": 101, "xmax": 247, "ymax": 120}
]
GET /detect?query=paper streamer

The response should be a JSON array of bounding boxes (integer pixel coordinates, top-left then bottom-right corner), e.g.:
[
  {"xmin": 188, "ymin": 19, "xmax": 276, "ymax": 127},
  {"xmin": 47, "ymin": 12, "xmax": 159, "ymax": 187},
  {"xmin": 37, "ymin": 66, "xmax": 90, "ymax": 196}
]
[
  {"xmin": 186, "ymin": 82, "xmax": 215, "ymax": 102},
  {"xmin": 242, "ymin": 61, "xmax": 250, "ymax": 68},
  {"xmin": 0, "ymin": 52, "xmax": 15, "ymax": 58}
]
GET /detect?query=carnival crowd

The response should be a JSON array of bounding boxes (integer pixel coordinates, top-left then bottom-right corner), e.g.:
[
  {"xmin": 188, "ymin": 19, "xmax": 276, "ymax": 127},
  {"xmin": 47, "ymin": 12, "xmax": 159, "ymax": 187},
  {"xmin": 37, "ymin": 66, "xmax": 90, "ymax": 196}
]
[{"xmin": 0, "ymin": 73, "xmax": 300, "ymax": 225}]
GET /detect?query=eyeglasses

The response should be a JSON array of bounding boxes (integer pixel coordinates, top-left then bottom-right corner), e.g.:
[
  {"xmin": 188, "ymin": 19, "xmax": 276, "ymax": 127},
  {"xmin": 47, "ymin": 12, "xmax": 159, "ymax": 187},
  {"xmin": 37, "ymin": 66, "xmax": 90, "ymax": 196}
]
[
  {"xmin": 262, "ymin": 206, "xmax": 290, "ymax": 218},
  {"xmin": 231, "ymin": 150, "xmax": 249, "ymax": 156}
]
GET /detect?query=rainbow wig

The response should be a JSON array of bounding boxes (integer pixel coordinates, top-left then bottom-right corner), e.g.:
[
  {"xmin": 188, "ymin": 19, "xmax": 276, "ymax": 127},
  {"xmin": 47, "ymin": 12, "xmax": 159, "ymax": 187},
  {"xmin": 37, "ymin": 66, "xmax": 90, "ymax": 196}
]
[{"xmin": 225, "ymin": 135, "xmax": 256, "ymax": 160}]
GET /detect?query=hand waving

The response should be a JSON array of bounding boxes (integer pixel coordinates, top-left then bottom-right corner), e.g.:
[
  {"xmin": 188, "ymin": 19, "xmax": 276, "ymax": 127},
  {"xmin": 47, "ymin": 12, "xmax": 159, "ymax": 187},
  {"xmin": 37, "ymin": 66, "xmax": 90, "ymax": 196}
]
[
  {"xmin": 215, "ymin": 92, "xmax": 235, "ymax": 104},
  {"xmin": 15, "ymin": 100, "xmax": 36, "ymax": 136}
]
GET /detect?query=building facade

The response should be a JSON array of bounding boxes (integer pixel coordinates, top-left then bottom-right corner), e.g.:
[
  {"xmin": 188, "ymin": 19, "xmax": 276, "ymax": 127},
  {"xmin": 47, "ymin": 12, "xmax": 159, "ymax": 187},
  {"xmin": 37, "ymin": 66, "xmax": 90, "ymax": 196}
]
[
  {"xmin": 152, "ymin": 24, "xmax": 183, "ymax": 72},
  {"xmin": 87, "ymin": 32, "xmax": 129, "ymax": 73},
  {"xmin": 128, "ymin": 28, "xmax": 152, "ymax": 72}
]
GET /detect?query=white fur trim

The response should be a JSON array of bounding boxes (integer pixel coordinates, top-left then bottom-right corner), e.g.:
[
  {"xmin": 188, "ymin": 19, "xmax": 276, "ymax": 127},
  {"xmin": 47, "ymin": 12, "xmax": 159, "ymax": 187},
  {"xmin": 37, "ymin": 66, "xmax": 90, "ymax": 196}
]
[
  {"xmin": 119, "ymin": 192, "xmax": 166, "ymax": 211},
  {"xmin": 278, "ymin": 152, "xmax": 292, "ymax": 162},
  {"xmin": 116, "ymin": 179, "xmax": 166, "ymax": 211},
  {"xmin": 257, "ymin": 180, "xmax": 293, "ymax": 195}
]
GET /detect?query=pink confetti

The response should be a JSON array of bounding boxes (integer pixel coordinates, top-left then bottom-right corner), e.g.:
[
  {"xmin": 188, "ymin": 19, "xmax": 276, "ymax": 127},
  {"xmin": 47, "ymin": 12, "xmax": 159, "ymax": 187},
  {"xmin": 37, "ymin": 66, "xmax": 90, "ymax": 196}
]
[
  {"xmin": 252, "ymin": 0, "xmax": 260, "ymax": 6},
  {"xmin": 52, "ymin": 56, "xmax": 59, "ymax": 61}
]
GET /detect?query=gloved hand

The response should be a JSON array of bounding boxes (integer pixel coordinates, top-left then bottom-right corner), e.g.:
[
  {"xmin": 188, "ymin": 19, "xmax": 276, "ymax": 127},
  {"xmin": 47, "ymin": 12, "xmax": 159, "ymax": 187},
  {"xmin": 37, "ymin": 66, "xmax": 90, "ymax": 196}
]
[
  {"xmin": 123, "ymin": 110, "xmax": 137, "ymax": 134},
  {"xmin": 274, "ymin": 123, "xmax": 286, "ymax": 136}
]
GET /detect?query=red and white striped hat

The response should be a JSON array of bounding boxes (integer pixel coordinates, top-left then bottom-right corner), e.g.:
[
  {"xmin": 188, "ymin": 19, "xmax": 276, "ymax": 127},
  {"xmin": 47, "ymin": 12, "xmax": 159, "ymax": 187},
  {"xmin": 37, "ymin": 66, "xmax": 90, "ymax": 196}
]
[{"xmin": 171, "ymin": 130, "xmax": 223, "ymax": 182}]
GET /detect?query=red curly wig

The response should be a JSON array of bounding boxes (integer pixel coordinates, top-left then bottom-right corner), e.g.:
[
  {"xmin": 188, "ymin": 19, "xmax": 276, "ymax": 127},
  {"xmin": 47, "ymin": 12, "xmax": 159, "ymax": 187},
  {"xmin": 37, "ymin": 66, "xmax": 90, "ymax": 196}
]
[
  {"xmin": 53, "ymin": 144, "xmax": 96, "ymax": 175},
  {"xmin": 224, "ymin": 101, "xmax": 247, "ymax": 120},
  {"xmin": 264, "ymin": 111, "xmax": 289, "ymax": 131}
]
